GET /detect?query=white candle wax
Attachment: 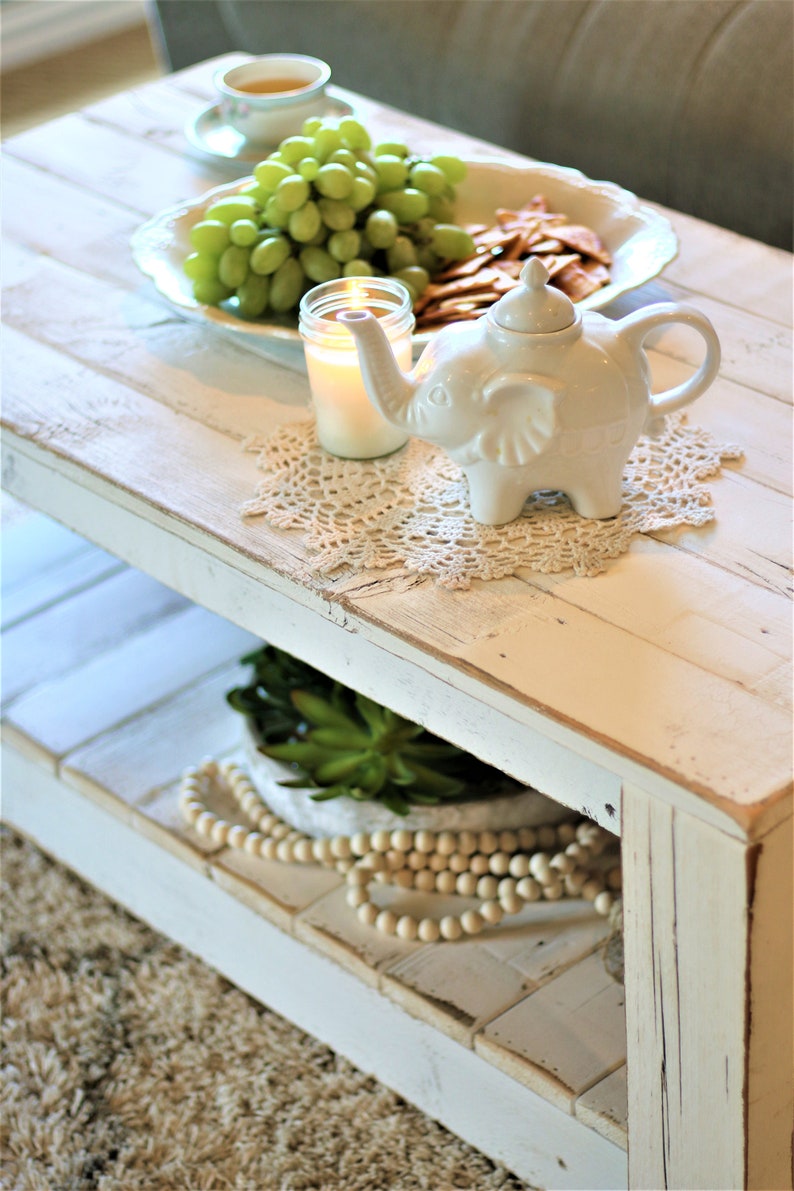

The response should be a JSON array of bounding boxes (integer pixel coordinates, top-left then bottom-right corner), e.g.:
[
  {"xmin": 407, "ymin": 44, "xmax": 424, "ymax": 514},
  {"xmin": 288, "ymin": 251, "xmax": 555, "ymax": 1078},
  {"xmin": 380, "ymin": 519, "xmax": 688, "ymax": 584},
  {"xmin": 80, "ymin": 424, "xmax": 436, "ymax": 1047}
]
[
  {"xmin": 299, "ymin": 277, "xmax": 414, "ymax": 460},
  {"xmin": 303, "ymin": 335, "xmax": 411, "ymax": 459}
]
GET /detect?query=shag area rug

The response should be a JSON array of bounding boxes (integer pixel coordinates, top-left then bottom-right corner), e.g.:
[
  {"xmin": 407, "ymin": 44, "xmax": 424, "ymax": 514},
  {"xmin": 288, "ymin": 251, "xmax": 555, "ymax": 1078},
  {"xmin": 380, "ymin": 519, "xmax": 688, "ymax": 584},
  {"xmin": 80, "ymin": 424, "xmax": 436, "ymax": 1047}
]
[{"xmin": 1, "ymin": 830, "xmax": 531, "ymax": 1191}]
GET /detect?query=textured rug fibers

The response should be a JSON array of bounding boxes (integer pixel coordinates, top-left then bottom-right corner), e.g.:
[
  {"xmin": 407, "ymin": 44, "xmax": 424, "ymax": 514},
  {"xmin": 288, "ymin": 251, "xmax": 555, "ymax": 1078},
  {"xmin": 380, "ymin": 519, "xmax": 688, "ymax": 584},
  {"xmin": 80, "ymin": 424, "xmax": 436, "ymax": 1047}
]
[{"xmin": 1, "ymin": 830, "xmax": 531, "ymax": 1190}]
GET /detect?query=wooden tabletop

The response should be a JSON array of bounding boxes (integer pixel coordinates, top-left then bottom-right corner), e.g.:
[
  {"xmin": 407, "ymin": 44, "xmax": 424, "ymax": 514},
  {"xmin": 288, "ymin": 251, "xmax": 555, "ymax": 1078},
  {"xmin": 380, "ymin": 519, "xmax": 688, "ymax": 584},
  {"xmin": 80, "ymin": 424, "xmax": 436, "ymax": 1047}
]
[{"xmin": 2, "ymin": 54, "xmax": 791, "ymax": 842}]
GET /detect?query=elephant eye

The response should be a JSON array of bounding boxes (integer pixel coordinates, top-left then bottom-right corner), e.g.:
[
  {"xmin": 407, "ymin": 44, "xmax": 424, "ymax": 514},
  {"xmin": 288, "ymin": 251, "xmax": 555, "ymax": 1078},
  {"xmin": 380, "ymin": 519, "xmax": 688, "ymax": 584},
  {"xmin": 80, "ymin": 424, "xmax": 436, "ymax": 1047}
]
[{"xmin": 427, "ymin": 384, "xmax": 451, "ymax": 407}]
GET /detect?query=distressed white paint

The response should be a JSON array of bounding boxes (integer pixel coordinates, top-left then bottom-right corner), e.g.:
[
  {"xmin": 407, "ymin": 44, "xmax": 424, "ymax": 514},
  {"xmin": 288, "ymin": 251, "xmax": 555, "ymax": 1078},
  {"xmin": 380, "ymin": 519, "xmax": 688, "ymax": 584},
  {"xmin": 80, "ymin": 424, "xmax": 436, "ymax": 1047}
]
[
  {"xmin": 745, "ymin": 813, "xmax": 794, "ymax": 1188},
  {"xmin": 61, "ymin": 665, "xmax": 249, "ymax": 808},
  {"xmin": 1, "ymin": 567, "xmax": 190, "ymax": 705},
  {"xmin": 2, "ymin": 56, "xmax": 792, "ymax": 1189},
  {"xmin": 1, "ymin": 750, "xmax": 628, "ymax": 1190},
  {"xmin": 6, "ymin": 603, "xmax": 255, "ymax": 758},
  {"xmin": 2, "ymin": 333, "xmax": 789, "ymax": 835},
  {"xmin": 622, "ymin": 784, "xmax": 793, "ymax": 1189},
  {"xmin": 477, "ymin": 951, "xmax": 626, "ymax": 1111},
  {"xmin": 575, "ymin": 1064, "xmax": 628, "ymax": 1149}
]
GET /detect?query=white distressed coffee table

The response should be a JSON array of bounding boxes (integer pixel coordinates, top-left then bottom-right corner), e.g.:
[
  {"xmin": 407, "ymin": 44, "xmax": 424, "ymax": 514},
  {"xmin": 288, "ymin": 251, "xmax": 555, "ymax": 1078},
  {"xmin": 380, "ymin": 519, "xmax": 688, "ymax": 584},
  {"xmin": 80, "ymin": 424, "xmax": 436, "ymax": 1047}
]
[{"xmin": 2, "ymin": 54, "xmax": 791, "ymax": 1190}]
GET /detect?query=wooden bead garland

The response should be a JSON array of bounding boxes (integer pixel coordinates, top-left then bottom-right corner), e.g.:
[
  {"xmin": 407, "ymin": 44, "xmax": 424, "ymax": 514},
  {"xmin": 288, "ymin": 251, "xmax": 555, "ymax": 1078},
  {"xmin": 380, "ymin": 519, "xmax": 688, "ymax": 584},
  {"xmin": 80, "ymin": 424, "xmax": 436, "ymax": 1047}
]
[{"xmin": 179, "ymin": 757, "xmax": 621, "ymax": 941}]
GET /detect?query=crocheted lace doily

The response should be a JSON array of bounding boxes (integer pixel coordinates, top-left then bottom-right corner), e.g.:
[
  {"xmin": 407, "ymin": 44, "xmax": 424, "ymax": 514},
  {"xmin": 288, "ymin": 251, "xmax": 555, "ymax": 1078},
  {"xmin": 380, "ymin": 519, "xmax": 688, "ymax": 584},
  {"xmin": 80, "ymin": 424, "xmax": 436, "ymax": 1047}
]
[{"xmin": 241, "ymin": 414, "xmax": 741, "ymax": 589}]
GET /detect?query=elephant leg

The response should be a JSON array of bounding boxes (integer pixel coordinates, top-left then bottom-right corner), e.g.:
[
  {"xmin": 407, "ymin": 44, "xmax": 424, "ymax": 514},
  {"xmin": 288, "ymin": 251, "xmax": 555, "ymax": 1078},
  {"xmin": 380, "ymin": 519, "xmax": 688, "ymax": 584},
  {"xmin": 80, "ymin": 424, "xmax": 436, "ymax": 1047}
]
[
  {"xmin": 566, "ymin": 468, "xmax": 625, "ymax": 520},
  {"xmin": 463, "ymin": 465, "xmax": 530, "ymax": 525}
]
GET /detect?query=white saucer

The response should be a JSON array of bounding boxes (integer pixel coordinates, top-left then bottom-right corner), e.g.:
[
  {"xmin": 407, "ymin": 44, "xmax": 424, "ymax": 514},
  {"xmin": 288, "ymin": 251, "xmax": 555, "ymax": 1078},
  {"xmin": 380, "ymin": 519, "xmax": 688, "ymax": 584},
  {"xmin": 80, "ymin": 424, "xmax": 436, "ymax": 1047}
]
[{"xmin": 185, "ymin": 92, "xmax": 356, "ymax": 165}]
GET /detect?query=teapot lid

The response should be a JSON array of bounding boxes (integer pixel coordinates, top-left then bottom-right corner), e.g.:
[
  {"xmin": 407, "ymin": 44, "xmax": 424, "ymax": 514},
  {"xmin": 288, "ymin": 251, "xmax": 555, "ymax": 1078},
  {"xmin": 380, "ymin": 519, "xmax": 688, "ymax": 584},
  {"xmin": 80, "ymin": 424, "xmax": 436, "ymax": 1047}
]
[{"xmin": 492, "ymin": 257, "xmax": 575, "ymax": 333}]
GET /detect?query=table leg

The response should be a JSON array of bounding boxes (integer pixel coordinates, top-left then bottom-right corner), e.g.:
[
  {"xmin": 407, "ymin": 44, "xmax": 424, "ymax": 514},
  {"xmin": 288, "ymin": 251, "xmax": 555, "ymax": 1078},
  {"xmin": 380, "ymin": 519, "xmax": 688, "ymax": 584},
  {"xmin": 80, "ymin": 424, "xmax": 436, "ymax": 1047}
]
[{"xmin": 622, "ymin": 784, "xmax": 793, "ymax": 1189}]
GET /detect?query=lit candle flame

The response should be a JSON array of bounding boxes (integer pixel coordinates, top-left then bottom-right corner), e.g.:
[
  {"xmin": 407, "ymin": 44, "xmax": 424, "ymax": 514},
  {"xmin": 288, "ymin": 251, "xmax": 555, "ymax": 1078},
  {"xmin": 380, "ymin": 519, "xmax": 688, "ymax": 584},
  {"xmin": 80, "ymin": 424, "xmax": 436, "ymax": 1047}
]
[{"xmin": 349, "ymin": 280, "xmax": 367, "ymax": 311}]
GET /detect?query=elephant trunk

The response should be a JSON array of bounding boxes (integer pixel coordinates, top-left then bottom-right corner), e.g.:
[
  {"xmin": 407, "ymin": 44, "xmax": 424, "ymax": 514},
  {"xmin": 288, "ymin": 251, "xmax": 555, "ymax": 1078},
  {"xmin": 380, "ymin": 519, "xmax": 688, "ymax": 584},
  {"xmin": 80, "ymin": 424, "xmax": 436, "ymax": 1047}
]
[{"xmin": 339, "ymin": 310, "xmax": 417, "ymax": 431}]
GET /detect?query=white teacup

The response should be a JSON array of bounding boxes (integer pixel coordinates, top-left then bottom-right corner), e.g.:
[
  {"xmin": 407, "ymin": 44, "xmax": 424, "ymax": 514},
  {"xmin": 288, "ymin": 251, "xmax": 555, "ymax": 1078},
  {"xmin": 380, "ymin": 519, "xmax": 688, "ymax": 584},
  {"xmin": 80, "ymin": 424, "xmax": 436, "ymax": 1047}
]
[{"xmin": 215, "ymin": 55, "xmax": 331, "ymax": 145}]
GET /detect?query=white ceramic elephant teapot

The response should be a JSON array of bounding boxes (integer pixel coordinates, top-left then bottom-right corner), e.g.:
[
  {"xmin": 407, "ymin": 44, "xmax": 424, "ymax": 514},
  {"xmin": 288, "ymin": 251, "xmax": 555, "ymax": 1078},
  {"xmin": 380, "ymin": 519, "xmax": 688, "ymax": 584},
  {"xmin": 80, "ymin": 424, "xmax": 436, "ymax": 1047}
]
[{"xmin": 340, "ymin": 258, "xmax": 721, "ymax": 524}]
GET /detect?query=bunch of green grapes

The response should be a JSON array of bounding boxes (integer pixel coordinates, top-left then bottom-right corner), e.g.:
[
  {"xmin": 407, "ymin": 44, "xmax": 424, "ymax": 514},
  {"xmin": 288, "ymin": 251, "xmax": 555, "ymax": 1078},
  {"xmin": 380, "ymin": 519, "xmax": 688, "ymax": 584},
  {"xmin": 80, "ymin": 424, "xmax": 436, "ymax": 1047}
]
[{"xmin": 183, "ymin": 115, "xmax": 475, "ymax": 319}]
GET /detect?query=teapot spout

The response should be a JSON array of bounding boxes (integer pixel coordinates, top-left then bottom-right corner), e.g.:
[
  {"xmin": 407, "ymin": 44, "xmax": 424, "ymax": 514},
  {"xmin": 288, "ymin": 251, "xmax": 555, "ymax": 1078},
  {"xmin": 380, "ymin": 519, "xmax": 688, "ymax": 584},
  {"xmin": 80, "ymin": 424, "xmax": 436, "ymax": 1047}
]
[{"xmin": 339, "ymin": 310, "xmax": 417, "ymax": 430}]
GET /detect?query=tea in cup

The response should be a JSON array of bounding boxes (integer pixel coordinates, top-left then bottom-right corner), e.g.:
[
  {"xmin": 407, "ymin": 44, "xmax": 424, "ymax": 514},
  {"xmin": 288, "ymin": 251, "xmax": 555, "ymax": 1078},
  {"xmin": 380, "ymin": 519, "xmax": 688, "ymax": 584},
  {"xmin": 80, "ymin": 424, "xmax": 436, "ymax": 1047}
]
[{"xmin": 215, "ymin": 55, "xmax": 331, "ymax": 145}]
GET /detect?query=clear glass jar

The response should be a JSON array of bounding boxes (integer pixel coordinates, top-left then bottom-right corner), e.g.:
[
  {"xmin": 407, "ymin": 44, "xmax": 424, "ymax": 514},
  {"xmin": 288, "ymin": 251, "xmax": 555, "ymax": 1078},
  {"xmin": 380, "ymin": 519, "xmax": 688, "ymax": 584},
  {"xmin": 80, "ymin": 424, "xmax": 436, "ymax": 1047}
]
[{"xmin": 299, "ymin": 276, "xmax": 414, "ymax": 459}]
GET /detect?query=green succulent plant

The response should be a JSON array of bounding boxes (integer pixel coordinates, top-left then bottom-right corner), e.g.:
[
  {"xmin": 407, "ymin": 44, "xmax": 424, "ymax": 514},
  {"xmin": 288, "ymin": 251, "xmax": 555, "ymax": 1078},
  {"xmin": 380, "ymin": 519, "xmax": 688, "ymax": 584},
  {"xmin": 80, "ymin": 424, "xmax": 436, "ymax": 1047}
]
[
  {"xmin": 226, "ymin": 644, "xmax": 509, "ymax": 816},
  {"xmin": 226, "ymin": 645, "xmax": 336, "ymax": 744}
]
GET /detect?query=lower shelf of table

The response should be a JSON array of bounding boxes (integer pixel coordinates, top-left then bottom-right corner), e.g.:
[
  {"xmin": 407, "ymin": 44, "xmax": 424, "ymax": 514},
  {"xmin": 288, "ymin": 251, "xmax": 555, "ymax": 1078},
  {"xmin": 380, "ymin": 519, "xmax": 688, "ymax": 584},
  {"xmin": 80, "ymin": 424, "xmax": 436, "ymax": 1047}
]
[{"xmin": 0, "ymin": 506, "xmax": 628, "ymax": 1189}]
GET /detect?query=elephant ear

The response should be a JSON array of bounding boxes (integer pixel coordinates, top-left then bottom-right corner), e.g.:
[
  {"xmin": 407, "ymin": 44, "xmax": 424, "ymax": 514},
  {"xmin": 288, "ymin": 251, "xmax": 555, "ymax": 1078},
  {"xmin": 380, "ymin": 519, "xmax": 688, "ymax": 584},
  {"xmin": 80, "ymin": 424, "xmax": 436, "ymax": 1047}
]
[{"xmin": 474, "ymin": 372, "xmax": 563, "ymax": 466}]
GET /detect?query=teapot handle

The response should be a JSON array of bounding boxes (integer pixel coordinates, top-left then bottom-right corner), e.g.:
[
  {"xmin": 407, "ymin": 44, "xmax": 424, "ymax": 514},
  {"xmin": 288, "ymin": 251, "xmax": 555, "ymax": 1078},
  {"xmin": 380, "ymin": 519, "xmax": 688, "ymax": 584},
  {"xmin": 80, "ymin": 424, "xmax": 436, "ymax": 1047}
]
[{"xmin": 617, "ymin": 303, "xmax": 721, "ymax": 418}]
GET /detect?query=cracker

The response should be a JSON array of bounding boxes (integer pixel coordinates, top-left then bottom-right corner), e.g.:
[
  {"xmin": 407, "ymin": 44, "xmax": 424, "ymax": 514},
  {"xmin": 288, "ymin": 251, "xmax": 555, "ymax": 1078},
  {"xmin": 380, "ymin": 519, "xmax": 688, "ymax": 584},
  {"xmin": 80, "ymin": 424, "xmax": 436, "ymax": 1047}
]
[{"xmin": 415, "ymin": 195, "xmax": 612, "ymax": 331}]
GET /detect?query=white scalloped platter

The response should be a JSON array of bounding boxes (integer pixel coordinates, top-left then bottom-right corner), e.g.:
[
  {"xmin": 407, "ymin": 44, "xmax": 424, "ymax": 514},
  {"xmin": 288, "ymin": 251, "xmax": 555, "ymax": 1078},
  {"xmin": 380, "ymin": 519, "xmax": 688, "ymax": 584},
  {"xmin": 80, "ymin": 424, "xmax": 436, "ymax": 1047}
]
[{"xmin": 131, "ymin": 158, "xmax": 678, "ymax": 350}]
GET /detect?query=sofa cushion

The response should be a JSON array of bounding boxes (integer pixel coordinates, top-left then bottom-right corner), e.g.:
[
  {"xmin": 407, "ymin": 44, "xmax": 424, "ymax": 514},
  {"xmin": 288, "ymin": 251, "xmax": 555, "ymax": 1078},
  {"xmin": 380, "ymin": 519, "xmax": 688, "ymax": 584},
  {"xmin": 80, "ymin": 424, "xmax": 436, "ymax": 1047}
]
[{"xmin": 152, "ymin": 0, "xmax": 793, "ymax": 249}]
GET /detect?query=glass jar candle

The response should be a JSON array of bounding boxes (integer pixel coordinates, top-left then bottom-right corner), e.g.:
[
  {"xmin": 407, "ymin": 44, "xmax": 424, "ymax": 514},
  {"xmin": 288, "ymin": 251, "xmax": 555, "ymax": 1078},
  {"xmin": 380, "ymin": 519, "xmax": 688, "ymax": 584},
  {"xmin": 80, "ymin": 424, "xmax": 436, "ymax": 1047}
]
[{"xmin": 299, "ymin": 277, "xmax": 414, "ymax": 459}]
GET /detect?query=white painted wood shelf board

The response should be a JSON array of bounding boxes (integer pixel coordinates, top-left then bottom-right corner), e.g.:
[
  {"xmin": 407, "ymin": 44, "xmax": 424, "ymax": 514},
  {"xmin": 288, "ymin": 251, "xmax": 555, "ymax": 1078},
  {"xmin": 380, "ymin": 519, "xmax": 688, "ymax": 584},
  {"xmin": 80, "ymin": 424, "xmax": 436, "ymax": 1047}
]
[{"xmin": 0, "ymin": 509, "xmax": 629, "ymax": 1189}]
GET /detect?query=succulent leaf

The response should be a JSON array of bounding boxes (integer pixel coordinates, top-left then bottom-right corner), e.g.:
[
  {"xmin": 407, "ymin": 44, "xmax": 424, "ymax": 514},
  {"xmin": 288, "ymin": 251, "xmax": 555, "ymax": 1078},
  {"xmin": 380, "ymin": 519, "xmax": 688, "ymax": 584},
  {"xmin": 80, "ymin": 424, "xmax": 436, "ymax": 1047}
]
[
  {"xmin": 381, "ymin": 790, "xmax": 412, "ymax": 815},
  {"xmin": 388, "ymin": 753, "xmax": 417, "ymax": 785},
  {"xmin": 227, "ymin": 642, "xmax": 513, "ymax": 815},
  {"xmin": 354, "ymin": 693, "xmax": 387, "ymax": 734},
  {"xmin": 313, "ymin": 750, "xmax": 373, "ymax": 784},
  {"xmin": 309, "ymin": 785, "xmax": 347, "ymax": 802},
  {"xmin": 403, "ymin": 760, "xmax": 466, "ymax": 797},
  {"xmin": 356, "ymin": 755, "xmax": 388, "ymax": 795},
  {"xmin": 402, "ymin": 740, "xmax": 465, "ymax": 760},
  {"xmin": 309, "ymin": 726, "xmax": 373, "ymax": 750},
  {"xmin": 290, "ymin": 689, "xmax": 361, "ymax": 732},
  {"xmin": 261, "ymin": 740, "xmax": 330, "ymax": 767}
]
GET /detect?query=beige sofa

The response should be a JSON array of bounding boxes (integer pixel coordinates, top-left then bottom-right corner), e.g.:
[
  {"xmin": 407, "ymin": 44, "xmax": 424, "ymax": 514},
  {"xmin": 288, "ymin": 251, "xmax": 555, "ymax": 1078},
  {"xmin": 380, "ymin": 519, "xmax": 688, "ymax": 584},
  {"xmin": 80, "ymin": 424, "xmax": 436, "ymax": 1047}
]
[{"xmin": 152, "ymin": 0, "xmax": 793, "ymax": 250}]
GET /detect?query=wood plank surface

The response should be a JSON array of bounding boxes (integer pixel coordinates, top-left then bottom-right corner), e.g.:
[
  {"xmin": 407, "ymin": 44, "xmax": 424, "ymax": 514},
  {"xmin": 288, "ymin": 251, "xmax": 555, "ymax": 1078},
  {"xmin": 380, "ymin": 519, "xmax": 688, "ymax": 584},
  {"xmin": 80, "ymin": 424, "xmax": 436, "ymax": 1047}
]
[
  {"xmin": 1, "ymin": 511, "xmax": 123, "ymax": 629},
  {"xmin": 381, "ymin": 900, "xmax": 610, "ymax": 1047},
  {"xmin": 574, "ymin": 1065, "xmax": 628, "ymax": 1150},
  {"xmin": 2, "ymin": 314, "xmax": 790, "ymax": 829},
  {"xmin": 5, "ymin": 406, "xmax": 788, "ymax": 835},
  {"xmin": 622, "ymin": 786, "xmax": 793, "ymax": 1189},
  {"xmin": 0, "ymin": 244, "xmax": 309, "ymax": 431},
  {"xmin": 2, "ymin": 56, "xmax": 791, "ymax": 838},
  {"xmin": 5, "ymin": 604, "xmax": 255, "ymax": 760},
  {"xmin": 745, "ymin": 812, "xmax": 794, "ymax": 1188},
  {"xmin": 2, "ymin": 749, "xmax": 628, "ymax": 1191},
  {"xmin": 0, "ymin": 530, "xmax": 630, "ymax": 1186},
  {"xmin": 61, "ymin": 665, "xmax": 250, "ymax": 811},
  {"xmin": 1, "ymin": 567, "xmax": 190, "ymax": 706},
  {"xmin": 3, "ymin": 54, "xmax": 791, "ymax": 1191},
  {"xmin": 475, "ymin": 951, "xmax": 626, "ymax": 1111}
]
